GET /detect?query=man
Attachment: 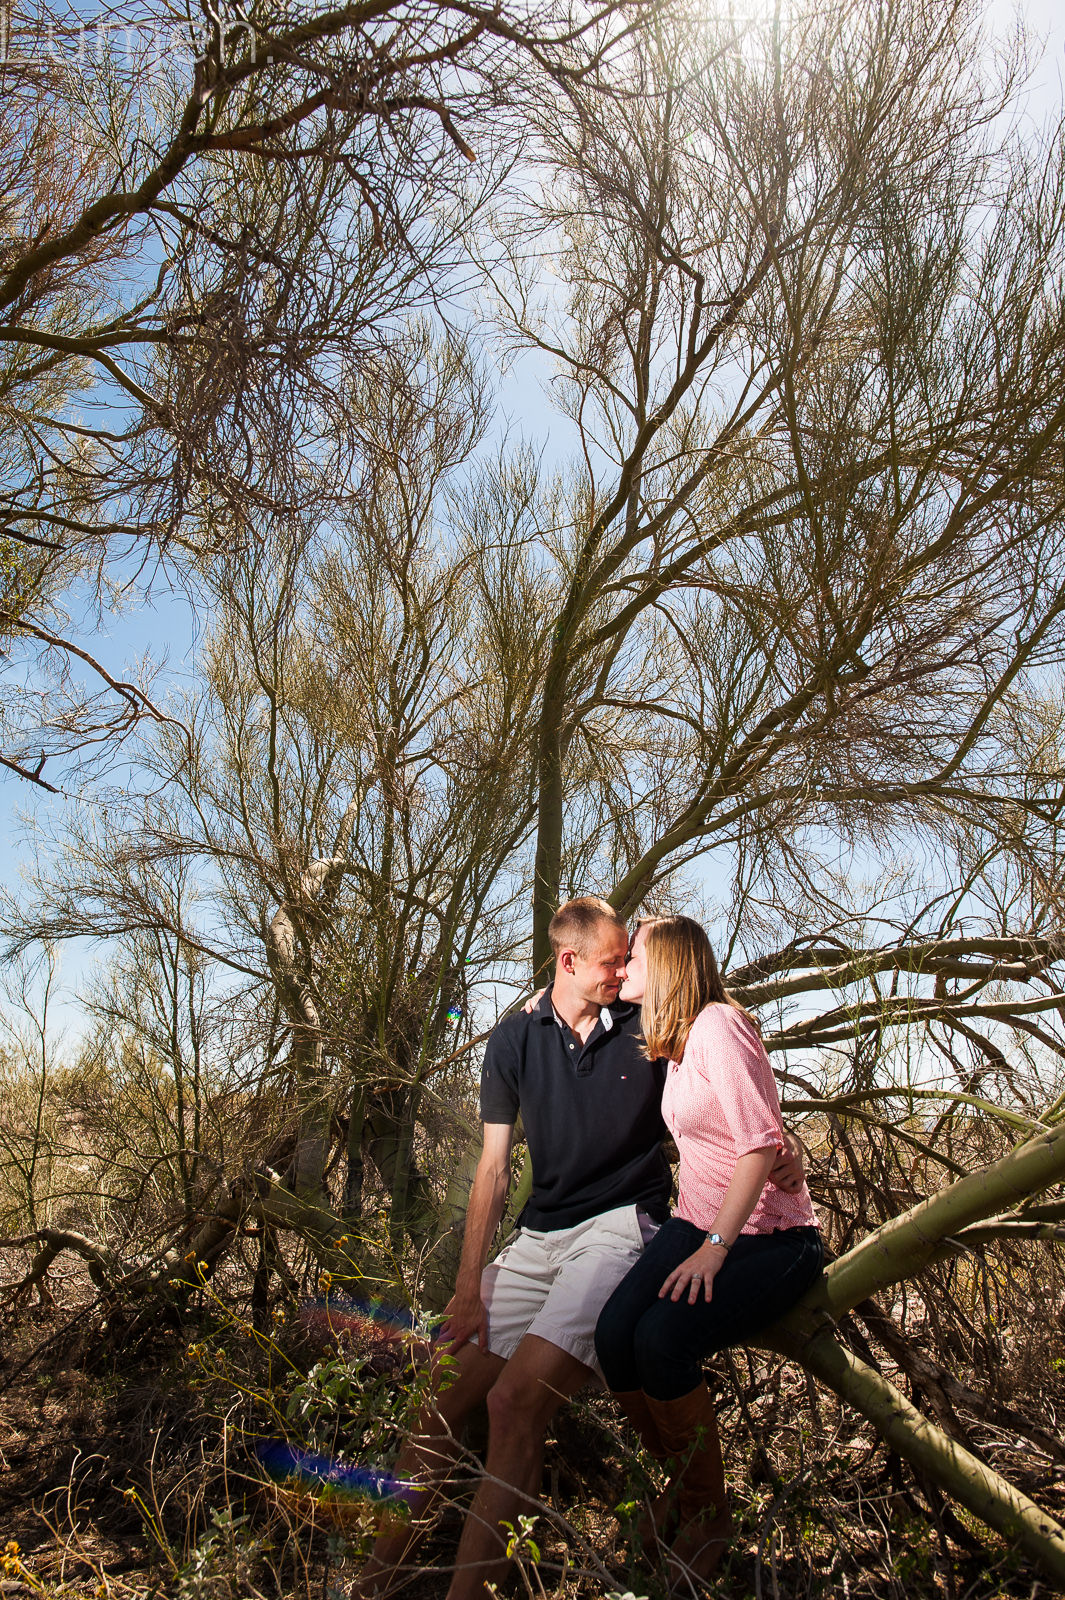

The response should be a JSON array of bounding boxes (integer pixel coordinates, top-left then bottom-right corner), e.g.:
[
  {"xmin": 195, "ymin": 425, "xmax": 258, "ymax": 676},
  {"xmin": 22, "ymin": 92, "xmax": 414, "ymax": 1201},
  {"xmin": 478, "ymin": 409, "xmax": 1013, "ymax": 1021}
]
[{"xmin": 355, "ymin": 897, "xmax": 802, "ymax": 1600}]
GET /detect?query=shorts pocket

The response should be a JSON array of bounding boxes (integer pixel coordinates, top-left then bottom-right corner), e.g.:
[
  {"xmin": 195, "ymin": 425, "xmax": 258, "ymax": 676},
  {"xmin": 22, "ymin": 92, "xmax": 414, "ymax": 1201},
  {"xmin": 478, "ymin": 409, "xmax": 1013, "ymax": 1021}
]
[
  {"xmin": 608, "ymin": 1202, "xmax": 645, "ymax": 1251},
  {"xmin": 575, "ymin": 1204, "xmax": 643, "ymax": 1260}
]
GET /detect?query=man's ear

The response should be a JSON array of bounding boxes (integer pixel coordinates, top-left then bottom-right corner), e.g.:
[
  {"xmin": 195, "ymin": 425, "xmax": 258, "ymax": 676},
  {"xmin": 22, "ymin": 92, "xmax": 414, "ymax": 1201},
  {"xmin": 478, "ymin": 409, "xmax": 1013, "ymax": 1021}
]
[{"xmin": 558, "ymin": 948, "xmax": 576, "ymax": 974}]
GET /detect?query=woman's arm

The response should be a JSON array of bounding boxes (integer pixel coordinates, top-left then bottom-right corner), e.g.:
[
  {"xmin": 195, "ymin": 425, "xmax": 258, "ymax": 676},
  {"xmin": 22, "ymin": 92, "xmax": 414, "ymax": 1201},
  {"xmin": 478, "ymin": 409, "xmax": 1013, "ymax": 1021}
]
[{"xmin": 659, "ymin": 1146, "xmax": 778, "ymax": 1304}]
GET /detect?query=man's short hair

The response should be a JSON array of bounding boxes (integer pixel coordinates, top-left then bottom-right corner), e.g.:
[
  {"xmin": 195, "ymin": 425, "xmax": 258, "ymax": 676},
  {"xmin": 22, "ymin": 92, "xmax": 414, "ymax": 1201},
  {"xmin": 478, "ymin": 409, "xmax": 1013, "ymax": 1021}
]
[{"xmin": 548, "ymin": 896, "xmax": 627, "ymax": 959}]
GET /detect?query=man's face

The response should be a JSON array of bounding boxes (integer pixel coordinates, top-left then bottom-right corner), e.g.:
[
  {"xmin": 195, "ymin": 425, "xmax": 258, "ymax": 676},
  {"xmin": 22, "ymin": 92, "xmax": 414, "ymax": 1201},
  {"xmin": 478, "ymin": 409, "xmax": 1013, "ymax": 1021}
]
[
  {"xmin": 619, "ymin": 922, "xmax": 648, "ymax": 1005},
  {"xmin": 561, "ymin": 925, "xmax": 629, "ymax": 1007}
]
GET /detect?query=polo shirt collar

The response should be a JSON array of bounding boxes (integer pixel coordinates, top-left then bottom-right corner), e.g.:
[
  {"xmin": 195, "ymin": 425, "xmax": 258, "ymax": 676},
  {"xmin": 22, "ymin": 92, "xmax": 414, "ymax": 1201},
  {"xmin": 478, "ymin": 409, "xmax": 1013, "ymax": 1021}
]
[
  {"xmin": 553, "ymin": 1001, "xmax": 614, "ymax": 1034},
  {"xmin": 536, "ymin": 982, "xmax": 632, "ymax": 1032},
  {"xmin": 533, "ymin": 987, "xmax": 557, "ymax": 1022}
]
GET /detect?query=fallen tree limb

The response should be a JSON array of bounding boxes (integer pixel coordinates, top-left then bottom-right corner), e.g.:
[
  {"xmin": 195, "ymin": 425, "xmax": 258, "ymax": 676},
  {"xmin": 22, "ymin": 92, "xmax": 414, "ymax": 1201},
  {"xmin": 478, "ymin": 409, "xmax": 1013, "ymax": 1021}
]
[
  {"xmin": 764, "ymin": 1307, "xmax": 1065, "ymax": 1584},
  {"xmin": 1, "ymin": 1228, "xmax": 125, "ymax": 1294},
  {"xmin": 751, "ymin": 1124, "xmax": 1065, "ymax": 1582},
  {"xmin": 822, "ymin": 1122, "xmax": 1065, "ymax": 1318},
  {"xmin": 853, "ymin": 1297, "xmax": 1065, "ymax": 1464}
]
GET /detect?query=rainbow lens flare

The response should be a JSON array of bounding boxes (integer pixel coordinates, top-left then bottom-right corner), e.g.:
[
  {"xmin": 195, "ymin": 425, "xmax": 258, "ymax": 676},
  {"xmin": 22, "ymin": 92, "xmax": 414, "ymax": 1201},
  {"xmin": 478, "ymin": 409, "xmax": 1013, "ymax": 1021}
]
[
  {"xmin": 257, "ymin": 1441, "xmax": 416, "ymax": 1532},
  {"xmin": 257, "ymin": 1440, "xmax": 408, "ymax": 1503},
  {"xmin": 446, "ymin": 1005, "xmax": 462, "ymax": 1022},
  {"xmin": 299, "ymin": 1293, "xmax": 416, "ymax": 1346}
]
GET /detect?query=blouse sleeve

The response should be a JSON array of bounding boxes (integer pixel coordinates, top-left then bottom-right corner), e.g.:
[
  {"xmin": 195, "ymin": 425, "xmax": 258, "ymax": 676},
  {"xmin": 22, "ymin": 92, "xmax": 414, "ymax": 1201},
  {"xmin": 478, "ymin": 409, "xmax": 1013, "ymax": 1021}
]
[{"xmin": 686, "ymin": 1006, "xmax": 783, "ymax": 1156}]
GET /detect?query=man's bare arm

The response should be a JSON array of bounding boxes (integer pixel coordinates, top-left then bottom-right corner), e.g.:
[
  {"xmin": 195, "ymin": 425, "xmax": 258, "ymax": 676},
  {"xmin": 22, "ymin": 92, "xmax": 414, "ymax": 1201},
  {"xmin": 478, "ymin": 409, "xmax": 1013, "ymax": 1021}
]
[{"xmin": 437, "ymin": 1121, "xmax": 515, "ymax": 1350}]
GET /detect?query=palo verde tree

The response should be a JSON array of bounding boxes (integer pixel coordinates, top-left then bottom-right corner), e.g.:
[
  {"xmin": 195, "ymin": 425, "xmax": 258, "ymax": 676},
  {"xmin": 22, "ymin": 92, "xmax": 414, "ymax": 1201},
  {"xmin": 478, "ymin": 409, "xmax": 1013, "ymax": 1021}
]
[
  {"xmin": 0, "ymin": 0, "xmax": 647, "ymax": 789},
  {"xmin": 470, "ymin": 0, "xmax": 1065, "ymax": 1572},
  {"xmin": 5, "ymin": 323, "xmax": 553, "ymax": 1305},
  {"xmin": 5, "ymin": 0, "xmax": 1065, "ymax": 1582}
]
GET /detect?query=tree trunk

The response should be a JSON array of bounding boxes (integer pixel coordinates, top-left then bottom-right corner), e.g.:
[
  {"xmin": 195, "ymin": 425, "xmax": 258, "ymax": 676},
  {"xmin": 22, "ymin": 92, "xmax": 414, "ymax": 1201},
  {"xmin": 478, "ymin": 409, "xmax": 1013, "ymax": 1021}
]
[
  {"xmin": 365, "ymin": 1091, "xmax": 437, "ymax": 1254},
  {"xmin": 822, "ymin": 1122, "xmax": 1065, "ymax": 1318},
  {"xmin": 753, "ymin": 1121, "xmax": 1065, "ymax": 1583},
  {"xmin": 343, "ymin": 1081, "xmax": 367, "ymax": 1224},
  {"xmin": 765, "ymin": 1308, "xmax": 1065, "ymax": 1582},
  {"xmin": 420, "ymin": 1126, "xmax": 484, "ymax": 1310},
  {"xmin": 532, "ymin": 691, "xmax": 566, "ymax": 974}
]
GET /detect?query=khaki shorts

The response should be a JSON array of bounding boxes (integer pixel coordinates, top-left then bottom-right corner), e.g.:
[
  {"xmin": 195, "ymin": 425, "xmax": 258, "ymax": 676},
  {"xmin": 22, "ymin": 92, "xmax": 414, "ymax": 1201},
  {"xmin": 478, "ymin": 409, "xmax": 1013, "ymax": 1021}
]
[{"xmin": 479, "ymin": 1203, "xmax": 658, "ymax": 1379}]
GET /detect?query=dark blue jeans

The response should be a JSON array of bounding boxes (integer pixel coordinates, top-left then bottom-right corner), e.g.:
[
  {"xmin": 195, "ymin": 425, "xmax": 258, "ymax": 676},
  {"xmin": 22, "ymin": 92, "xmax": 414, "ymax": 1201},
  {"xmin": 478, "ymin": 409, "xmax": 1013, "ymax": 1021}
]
[{"xmin": 594, "ymin": 1218, "xmax": 824, "ymax": 1400}]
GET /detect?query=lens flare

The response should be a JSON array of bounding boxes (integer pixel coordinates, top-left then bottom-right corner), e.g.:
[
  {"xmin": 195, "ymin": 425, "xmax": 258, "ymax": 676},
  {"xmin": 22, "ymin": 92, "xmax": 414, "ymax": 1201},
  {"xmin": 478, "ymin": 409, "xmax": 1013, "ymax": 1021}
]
[
  {"xmin": 299, "ymin": 1293, "xmax": 416, "ymax": 1346},
  {"xmin": 257, "ymin": 1440, "xmax": 409, "ymax": 1503},
  {"xmin": 446, "ymin": 1005, "xmax": 462, "ymax": 1022}
]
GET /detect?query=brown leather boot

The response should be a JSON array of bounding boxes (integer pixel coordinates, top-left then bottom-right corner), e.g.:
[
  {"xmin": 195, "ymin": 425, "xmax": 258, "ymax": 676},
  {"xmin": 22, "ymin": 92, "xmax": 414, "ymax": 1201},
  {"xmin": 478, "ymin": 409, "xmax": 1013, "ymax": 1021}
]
[
  {"xmin": 610, "ymin": 1389, "xmax": 678, "ymax": 1547},
  {"xmin": 646, "ymin": 1384, "xmax": 732, "ymax": 1589}
]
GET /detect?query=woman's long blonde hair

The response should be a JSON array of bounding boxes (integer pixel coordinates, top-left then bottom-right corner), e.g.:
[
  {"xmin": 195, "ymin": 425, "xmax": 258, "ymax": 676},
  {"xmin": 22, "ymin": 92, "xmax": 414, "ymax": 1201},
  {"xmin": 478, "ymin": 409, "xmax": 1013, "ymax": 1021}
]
[{"xmin": 639, "ymin": 915, "xmax": 752, "ymax": 1061}]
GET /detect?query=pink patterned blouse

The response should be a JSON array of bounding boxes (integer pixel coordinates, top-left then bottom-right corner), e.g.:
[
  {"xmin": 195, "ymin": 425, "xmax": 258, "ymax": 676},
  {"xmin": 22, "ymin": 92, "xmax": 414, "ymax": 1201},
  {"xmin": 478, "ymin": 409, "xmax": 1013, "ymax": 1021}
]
[{"xmin": 661, "ymin": 1003, "xmax": 817, "ymax": 1234}]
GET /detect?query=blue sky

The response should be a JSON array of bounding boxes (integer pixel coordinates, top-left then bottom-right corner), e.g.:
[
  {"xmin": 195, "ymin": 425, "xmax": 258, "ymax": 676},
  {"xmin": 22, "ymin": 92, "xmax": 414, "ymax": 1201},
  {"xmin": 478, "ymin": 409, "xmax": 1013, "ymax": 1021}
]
[{"xmin": 2, "ymin": 0, "xmax": 1063, "ymax": 1035}]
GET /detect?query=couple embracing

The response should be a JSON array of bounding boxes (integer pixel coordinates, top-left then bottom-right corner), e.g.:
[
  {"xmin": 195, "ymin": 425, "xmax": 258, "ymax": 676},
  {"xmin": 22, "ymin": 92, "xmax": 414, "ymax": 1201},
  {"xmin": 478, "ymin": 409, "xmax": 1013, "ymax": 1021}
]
[{"xmin": 357, "ymin": 897, "xmax": 822, "ymax": 1598}]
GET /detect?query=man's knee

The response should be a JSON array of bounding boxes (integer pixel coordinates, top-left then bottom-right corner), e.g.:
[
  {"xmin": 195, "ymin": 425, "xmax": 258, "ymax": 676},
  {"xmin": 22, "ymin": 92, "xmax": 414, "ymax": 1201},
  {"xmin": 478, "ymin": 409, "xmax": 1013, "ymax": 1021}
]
[
  {"xmin": 419, "ymin": 1345, "xmax": 504, "ymax": 1432},
  {"xmin": 484, "ymin": 1366, "xmax": 568, "ymax": 1436}
]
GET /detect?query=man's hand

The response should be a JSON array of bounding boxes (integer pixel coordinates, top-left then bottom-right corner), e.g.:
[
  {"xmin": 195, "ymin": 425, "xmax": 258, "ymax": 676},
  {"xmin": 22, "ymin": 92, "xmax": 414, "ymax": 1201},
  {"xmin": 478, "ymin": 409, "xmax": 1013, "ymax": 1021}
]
[
  {"xmin": 522, "ymin": 987, "xmax": 547, "ymax": 1015},
  {"xmin": 769, "ymin": 1129, "xmax": 806, "ymax": 1193},
  {"xmin": 437, "ymin": 1286, "xmax": 488, "ymax": 1353},
  {"xmin": 439, "ymin": 1123, "xmax": 512, "ymax": 1353}
]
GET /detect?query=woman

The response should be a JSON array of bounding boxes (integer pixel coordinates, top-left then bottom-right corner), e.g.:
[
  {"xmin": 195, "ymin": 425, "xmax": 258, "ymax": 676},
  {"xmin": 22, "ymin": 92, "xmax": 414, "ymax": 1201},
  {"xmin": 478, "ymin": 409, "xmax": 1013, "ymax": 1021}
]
[{"xmin": 594, "ymin": 915, "xmax": 822, "ymax": 1585}]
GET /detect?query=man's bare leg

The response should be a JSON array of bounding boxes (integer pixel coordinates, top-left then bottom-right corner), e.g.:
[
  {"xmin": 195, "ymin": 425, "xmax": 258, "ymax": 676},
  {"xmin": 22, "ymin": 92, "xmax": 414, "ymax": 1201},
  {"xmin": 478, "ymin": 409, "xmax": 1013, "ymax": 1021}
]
[
  {"xmin": 445, "ymin": 1335, "xmax": 592, "ymax": 1600},
  {"xmin": 353, "ymin": 1340, "xmax": 506, "ymax": 1598}
]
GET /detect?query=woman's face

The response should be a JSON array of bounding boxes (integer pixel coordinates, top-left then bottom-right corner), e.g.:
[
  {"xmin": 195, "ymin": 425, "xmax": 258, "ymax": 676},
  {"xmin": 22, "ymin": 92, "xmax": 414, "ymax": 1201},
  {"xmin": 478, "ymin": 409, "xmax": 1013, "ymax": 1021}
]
[{"xmin": 618, "ymin": 922, "xmax": 648, "ymax": 1004}]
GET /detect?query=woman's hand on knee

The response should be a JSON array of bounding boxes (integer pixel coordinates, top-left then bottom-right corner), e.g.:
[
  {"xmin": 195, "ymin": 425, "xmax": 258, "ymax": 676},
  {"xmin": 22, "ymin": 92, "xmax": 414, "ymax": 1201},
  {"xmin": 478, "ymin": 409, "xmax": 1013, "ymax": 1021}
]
[{"xmin": 659, "ymin": 1243, "xmax": 727, "ymax": 1305}]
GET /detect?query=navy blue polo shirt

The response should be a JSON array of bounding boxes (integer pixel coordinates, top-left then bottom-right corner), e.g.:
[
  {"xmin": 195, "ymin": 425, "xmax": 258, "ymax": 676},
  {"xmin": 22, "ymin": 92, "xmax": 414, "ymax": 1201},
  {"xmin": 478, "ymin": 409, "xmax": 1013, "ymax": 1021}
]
[{"xmin": 479, "ymin": 986, "xmax": 671, "ymax": 1231}]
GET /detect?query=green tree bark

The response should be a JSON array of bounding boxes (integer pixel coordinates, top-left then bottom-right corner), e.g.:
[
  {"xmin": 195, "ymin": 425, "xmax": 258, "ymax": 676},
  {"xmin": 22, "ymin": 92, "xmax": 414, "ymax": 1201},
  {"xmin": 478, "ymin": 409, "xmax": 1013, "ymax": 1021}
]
[
  {"xmin": 756, "ymin": 1122, "xmax": 1065, "ymax": 1581},
  {"xmin": 766, "ymin": 1308, "xmax": 1065, "ymax": 1583}
]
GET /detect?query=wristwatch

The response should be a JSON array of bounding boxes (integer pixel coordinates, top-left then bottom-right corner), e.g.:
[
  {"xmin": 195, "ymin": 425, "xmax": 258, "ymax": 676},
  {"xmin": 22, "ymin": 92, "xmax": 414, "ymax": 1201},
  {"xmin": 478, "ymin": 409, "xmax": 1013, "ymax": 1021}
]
[{"xmin": 706, "ymin": 1233, "xmax": 731, "ymax": 1251}]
